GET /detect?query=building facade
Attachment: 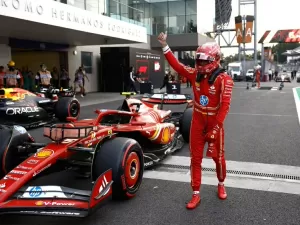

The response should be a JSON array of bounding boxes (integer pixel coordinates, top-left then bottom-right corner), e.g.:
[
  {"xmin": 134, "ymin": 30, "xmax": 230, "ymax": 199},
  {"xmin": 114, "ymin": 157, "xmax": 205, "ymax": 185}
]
[
  {"xmin": 107, "ymin": 0, "xmax": 215, "ymax": 73},
  {"xmin": 0, "ymin": 0, "xmax": 147, "ymax": 92},
  {"xmin": 0, "ymin": 0, "xmax": 215, "ymax": 92}
]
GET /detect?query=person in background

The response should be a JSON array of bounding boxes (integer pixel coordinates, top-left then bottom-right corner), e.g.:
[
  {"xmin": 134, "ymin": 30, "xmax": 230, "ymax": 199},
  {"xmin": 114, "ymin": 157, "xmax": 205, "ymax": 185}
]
[
  {"xmin": 36, "ymin": 63, "xmax": 52, "ymax": 88},
  {"xmin": 255, "ymin": 65, "xmax": 261, "ymax": 88},
  {"xmin": 268, "ymin": 68, "xmax": 272, "ymax": 81},
  {"xmin": 0, "ymin": 66, "xmax": 5, "ymax": 88},
  {"xmin": 21, "ymin": 66, "xmax": 29, "ymax": 90},
  {"xmin": 4, "ymin": 60, "xmax": 21, "ymax": 88},
  {"xmin": 60, "ymin": 67, "xmax": 70, "ymax": 89},
  {"xmin": 74, "ymin": 66, "xmax": 89, "ymax": 97},
  {"xmin": 135, "ymin": 70, "xmax": 143, "ymax": 83},
  {"xmin": 127, "ymin": 66, "xmax": 137, "ymax": 92},
  {"xmin": 80, "ymin": 64, "xmax": 87, "ymax": 89},
  {"xmin": 51, "ymin": 66, "xmax": 59, "ymax": 88},
  {"xmin": 160, "ymin": 71, "xmax": 170, "ymax": 92},
  {"xmin": 27, "ymin": 68, "xmax": 35, "ymax": 92},
  {"xmin": 274, "ymin": 70, "xmax": 278, "ymax": 80}
]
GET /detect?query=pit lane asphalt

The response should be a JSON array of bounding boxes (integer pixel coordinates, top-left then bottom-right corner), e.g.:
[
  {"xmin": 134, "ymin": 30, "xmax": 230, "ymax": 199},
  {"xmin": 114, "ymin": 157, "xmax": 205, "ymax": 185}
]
[
  {"xmin": 2, "ymin": 82, "xmax": 300, "ymax": 225},
  {"xmin": 28, "ymin": 82, "xmax": 300, "ymax": 166}
]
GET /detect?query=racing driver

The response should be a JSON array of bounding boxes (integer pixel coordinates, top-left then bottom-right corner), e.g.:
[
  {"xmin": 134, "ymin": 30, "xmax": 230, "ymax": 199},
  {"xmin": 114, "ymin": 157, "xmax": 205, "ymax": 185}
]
[{"xmin": 157, "ymin": 32, "xmax": 234, "ymax": 209}]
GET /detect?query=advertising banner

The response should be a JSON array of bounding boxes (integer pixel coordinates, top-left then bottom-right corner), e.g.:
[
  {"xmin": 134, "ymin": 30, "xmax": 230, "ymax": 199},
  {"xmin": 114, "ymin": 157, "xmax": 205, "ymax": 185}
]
[
  {"xmin": 244, "ymin": 15, "xmax": 254, "ymax": 43},
  {"xmin": 234, "ymin": 16, "xmax": 243, "ymax": 44},
  {"xmin": 270, "ymin": 29, "xmax": 300, "ymax": 43},
  {"xmin": 129, "ymin": 48, "xmax": 165, "ymax": 88}
]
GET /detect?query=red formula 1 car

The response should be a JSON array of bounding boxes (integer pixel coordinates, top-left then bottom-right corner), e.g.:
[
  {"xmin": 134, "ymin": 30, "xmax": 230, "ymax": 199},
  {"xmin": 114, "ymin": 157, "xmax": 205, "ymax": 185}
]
[{"xmin": 0, "ymin": 93, "xmax": 193, "ymax": 217}]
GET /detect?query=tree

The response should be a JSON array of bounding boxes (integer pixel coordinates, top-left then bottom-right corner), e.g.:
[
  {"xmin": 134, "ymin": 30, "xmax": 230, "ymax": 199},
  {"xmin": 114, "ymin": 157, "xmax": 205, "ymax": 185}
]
[{"xmin": 271, "ymin": 43, "xmax": 300, "ymax": 63}]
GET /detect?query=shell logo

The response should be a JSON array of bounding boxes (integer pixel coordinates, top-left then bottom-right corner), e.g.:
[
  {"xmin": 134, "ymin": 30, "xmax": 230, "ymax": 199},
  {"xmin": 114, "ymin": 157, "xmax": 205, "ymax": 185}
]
[
  {"xmin": 195, "ymin": 82, "xmax": 200, "ymax": 87},
  {"xmin": 35, "ymin": 149, "xmax": 54, "ymax": 159},
  {"xmin": 35, "ymin": 201, "xmax": 44, "ymax": 206},
  {"xmin": 161, "ymin": 127, "xmax": 171, "ymax": 144}
]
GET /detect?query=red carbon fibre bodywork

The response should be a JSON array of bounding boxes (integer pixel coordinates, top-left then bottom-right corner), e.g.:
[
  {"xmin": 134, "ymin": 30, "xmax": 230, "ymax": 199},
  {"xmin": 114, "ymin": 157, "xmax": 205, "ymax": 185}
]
[{"xmin": 0, "ymin": 97, "xmax": 178, "ymax": 216}]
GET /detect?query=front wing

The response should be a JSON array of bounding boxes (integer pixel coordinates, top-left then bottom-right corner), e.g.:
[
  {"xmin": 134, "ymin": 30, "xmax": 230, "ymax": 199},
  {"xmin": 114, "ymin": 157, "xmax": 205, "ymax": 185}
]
[
  {"xmin": 0, "ymin": 169, "xmax": 113, "ymax": 217},
  {"xmin": 141, "ymin": 93, "xmax": 193, "ymax": 104}
]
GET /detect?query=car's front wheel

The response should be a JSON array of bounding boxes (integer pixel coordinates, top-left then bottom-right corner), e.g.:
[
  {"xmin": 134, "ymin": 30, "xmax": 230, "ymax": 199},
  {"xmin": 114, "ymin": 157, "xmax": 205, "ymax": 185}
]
[{"xmin": 92, "ymin": 137, "xmax": 144, "ymax": 200}]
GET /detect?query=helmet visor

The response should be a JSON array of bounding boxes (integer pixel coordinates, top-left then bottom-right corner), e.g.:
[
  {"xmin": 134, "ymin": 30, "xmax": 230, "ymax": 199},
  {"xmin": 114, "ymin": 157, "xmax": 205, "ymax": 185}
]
[{"xmin": 196, "ymin": 52, "xmax": 214, "ymax": 66}]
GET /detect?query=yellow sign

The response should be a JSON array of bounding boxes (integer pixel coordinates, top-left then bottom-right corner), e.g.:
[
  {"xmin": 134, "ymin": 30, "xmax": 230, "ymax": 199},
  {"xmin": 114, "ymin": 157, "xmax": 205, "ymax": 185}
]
[
  {"xmin": 108, "ymin": 130, "xmax": 112, "ymax": 135},
  {"xmin": 161, "ymin": 127, "xmax": 171, "ymax": 144},
  {"xmin": 35, "ymin": 149, "xmax": 54, "ymax": 159}
]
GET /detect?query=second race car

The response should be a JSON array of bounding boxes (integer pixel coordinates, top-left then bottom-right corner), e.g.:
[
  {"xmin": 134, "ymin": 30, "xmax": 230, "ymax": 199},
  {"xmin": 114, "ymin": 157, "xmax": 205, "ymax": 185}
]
[
  {"xmin": 276, "ymin": 69, "xmax": 291, "ymax": 82},
  {"xmin": 0, "ymin": 88, "xmax": 80, "ymax": 128}
]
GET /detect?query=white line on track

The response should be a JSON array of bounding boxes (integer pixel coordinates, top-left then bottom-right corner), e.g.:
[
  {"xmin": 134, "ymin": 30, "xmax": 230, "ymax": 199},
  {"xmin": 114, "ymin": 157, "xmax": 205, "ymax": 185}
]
[
  {"xmin": 229, "ymin": 112, "xmax": 295, "ymax": 117},
  {"xmin": 160, "ymin": 156, "xmax": 300, "ymax": 177},
  {"xmin": 292, "ymin": 87, "xmax": 300, "ymax": 126},
  {"xmin": 144, "ymin": 170, "xmax": 300, "ymax": 195},
  {"xmin": 144, "ymin": 156, "xmax": 300, "ymax": 195}
]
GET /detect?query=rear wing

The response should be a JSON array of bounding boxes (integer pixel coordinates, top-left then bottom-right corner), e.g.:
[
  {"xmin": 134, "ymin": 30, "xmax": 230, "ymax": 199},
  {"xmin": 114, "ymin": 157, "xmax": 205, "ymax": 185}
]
[
  {"xmin": 0, "ymin": 169, "xmax": 113, "ymax": 217},
  {"xmin": 39, "ymin": 87, "xmax": 75, "ymax": 97},
  {"xmin": 141, "ymin": 93, "xmax": 193, "ymax": 105}
]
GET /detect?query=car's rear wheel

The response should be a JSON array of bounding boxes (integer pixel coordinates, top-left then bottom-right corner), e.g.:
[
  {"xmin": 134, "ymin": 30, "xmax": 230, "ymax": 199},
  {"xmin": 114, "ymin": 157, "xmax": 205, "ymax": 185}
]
[
  {"xmin": 180, "ymin": 108, "xmax": 193, "ymax": 143},
  {"xmin": 55, "ymin": 97, "xmax": 80, "ymax": 121},
  {"xmin": 92, "ymin": 137, "xmax": 144, "ymax": 200}
]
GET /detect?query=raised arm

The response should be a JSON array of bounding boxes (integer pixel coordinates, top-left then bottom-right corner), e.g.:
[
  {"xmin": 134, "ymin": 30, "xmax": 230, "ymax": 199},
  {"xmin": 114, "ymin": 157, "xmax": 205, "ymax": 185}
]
[{"xmin": 158, "ymin": 32, "xmax": 195, "ymax": 79}]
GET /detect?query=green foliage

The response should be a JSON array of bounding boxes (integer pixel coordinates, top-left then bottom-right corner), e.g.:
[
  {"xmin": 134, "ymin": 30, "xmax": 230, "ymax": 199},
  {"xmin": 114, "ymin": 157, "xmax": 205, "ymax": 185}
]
[
  {"xmin": 271, "ymin": 43, "xmax": 300, "ymax": 63},
  {"xmin": 223, "ymin": 51, "xmax": 261, "ymax": 65}
]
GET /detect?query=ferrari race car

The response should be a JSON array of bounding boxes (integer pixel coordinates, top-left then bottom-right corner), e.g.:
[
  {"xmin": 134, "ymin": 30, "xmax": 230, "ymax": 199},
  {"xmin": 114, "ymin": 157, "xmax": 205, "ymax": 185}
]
[
  {"xmin": 0, "ymin": 92, "xmax": 193, "ymax": 217},
  {"xmin": 118, "ymin": 92, "xmax": 193, "ymax": 166},
  {"xmin": 0, "ymin": 88, "xmax": 80, "ymax": 129},
  {"xmin": 0, "ymin": 123, "xmax": 144, "ymax": 217}
]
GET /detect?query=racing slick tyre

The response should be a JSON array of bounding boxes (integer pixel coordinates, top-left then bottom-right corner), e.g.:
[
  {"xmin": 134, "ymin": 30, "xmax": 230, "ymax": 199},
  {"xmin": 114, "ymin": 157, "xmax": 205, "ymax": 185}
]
[
  {"xmin": 0, "ymin": 125, "xmax": 34, "ymax": 178},
  {"xmin": 92, "ymin": 137, "xmax": 144, "ymax": 200},
  {"xmin": 180, "ymin": 107, "xmax": 192, "ymax": 143},
  {"xmin": 55, "ymin": 97, "xmax": 80, "ymax": 121}
]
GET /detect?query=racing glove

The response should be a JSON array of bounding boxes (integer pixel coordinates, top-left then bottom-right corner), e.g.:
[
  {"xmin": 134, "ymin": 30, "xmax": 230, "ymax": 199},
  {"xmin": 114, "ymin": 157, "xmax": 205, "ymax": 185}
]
[
  {"xmin": 205, "ymin": 122, "xmax": 222, "ymax": 158},
  {"xmin": 205, "ymin": 123, "xmax": 221, "ymax": 142}
]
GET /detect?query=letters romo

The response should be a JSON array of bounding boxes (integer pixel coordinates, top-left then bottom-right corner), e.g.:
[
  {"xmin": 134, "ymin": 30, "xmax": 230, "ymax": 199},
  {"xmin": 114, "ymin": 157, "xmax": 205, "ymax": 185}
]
[{"xmin": 6, "ymin": 107, "xmax": 39, "ymax": 115}]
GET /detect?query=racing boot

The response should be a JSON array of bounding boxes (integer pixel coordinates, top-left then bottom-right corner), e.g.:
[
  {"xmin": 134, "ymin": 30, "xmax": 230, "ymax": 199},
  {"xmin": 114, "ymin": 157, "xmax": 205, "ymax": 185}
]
[
  {"xmin": 218, "ymin": 184, "xmax": 227, "ymax": 200},
  {"xmin": 186, "ymin": 193, "xmax": 201, "ymax": 209}
]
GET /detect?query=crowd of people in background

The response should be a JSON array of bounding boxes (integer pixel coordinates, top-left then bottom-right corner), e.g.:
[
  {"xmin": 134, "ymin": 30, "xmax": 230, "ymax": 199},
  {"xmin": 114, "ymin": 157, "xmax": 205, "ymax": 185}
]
[{"xmin": 0, "ymin": 61, "xmax": 89, "ymax": 97}]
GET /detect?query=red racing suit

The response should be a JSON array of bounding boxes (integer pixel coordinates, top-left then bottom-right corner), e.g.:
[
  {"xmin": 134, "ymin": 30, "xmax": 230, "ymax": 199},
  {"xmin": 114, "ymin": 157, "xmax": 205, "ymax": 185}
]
[{"xmin": 163, "ymin": 46, "xmax": 234, "ymax": 191}]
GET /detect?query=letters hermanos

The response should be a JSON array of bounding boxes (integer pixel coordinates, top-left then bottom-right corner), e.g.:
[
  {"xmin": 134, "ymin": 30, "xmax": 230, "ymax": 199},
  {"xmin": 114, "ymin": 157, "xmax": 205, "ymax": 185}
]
[
  {"xmin": 0, "ymin": 0, "xmax": 143, "ymax": 39},
  {"xmin": 6, "ymin": 107, "xmax": 39, "ymax": 115}
]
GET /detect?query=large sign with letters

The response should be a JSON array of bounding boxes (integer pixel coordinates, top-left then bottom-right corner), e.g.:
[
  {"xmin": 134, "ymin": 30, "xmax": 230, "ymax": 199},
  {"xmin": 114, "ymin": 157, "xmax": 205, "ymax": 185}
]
[{"xmin": 0, "ymin": 0, "xmax": 147, "ymax": 43}]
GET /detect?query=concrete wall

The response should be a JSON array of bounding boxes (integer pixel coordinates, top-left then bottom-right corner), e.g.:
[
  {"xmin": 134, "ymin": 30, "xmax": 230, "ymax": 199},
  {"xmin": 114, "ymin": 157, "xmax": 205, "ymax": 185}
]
[
  {"xmin": 100, "ymin": 35, "xmax": 151, "ymax": 50},
  {"xmin": 0, "ymin": 37, "xmax": 11, "ymax": 67},
  {"xmin": 68, "ymin": 45, "xmax": 101, "ymax": 92},
  {"xmin": 150, "ymin": 33, "xmax": 215, "ymax": 50}
]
